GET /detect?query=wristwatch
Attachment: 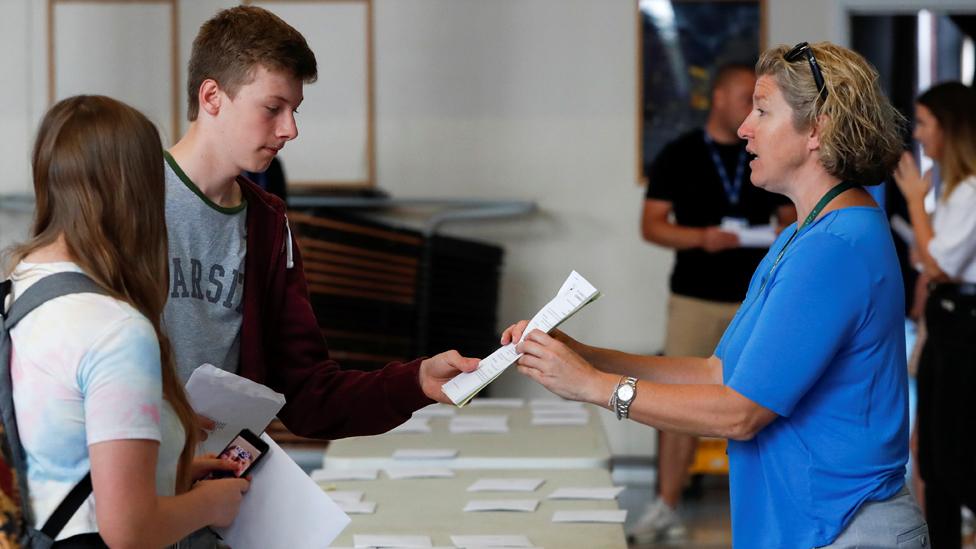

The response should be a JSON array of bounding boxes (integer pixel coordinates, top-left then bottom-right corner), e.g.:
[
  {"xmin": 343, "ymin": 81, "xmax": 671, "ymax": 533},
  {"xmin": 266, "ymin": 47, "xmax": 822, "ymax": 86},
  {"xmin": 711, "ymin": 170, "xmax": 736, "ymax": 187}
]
[{"xmin": 609, "ymin": 376, "xmax": 638, "ymax": 420}]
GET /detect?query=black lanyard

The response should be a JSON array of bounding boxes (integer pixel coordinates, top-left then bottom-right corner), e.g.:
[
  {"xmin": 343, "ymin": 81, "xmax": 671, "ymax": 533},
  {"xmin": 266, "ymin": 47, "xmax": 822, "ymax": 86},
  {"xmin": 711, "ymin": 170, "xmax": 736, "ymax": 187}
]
[
  {"xmin": 703, "ymin": 132, "xmax": 748, "ymax": 206},
  {"xmin": 758, "ymin": 180, "xmax": 854, "ymax": 293}
]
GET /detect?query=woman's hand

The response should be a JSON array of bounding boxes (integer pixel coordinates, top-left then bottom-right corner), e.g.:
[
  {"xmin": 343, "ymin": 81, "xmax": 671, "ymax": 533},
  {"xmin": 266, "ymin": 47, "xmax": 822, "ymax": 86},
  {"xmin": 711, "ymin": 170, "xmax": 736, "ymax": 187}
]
[
  {"xmin": 192, "ymin": 477, "xmax": 250, "ymax": 528},
  {"xmin": 500, "ymin": 320, "xmax": 529, "ymax": 345},
  {"xmin": 893, "ymin": 151, "xmax": 930, "ymax": 204},
  {"xmin": 190, "ymin": 454, "xmax": 239, "ymax": 482},
  {"xmin": 515, "ymin": 329, "xmax": 615, "ymax": 404}
]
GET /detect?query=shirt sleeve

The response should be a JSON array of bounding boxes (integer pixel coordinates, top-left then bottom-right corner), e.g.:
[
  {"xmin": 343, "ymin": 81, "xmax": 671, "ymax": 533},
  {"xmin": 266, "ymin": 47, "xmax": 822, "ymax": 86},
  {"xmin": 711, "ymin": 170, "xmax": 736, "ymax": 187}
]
[
  {"xmin": 725, "ymin": 232, "xmax": 870, "ymax": 417},
  {"xmin": 645, "ymin": 141, "xmax": 680, "ymax": 202},
  {"xmin": 77, "ymin": 315, "xmax": 163, "ymax": 446},
  {"xmin": 928, "ymin": 182, "xmax": 976, "ymax": 279}
]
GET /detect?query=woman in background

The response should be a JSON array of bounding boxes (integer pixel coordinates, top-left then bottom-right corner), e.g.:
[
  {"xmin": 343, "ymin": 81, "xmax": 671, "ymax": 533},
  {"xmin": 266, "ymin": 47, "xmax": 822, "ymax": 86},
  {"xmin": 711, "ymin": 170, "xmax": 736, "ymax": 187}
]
[
  {"xmin": 3, "ymin": 95, "xmax": 247, "ymax": 547},
  {"xmin": 894, "ymin": 81, "xmax": 976, "ymax": 549}
]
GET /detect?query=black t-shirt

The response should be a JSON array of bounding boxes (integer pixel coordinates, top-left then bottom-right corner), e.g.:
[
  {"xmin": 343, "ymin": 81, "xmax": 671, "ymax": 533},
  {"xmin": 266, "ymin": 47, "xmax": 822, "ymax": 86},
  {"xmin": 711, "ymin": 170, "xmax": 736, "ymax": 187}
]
[{"xmin": 646, "ymin": 128, "xmax": 789, "ymax": 303}]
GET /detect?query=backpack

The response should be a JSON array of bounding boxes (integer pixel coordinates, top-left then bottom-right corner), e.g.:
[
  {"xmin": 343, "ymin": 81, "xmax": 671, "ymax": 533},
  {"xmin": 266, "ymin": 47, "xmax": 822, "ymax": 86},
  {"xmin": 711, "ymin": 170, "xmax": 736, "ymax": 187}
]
[{"xmin": 0, "ymin": 272, "xmax": 109, "ymax": 548}]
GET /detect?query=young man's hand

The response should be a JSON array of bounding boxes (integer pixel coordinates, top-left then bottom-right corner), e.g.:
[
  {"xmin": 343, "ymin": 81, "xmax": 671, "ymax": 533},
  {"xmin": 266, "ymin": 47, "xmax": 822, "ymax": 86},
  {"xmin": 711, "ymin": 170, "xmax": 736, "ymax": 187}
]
[{"xmin": 418, "ymin": 350, "xmax": 480, "ymax": 403}]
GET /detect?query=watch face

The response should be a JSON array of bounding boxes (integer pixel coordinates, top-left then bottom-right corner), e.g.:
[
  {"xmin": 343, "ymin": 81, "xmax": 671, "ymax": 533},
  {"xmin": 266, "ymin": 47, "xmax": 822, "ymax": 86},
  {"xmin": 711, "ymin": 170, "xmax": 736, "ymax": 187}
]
[{"xmin": 617, "ymin": 384, "xmax": 635, "ymax": 401}]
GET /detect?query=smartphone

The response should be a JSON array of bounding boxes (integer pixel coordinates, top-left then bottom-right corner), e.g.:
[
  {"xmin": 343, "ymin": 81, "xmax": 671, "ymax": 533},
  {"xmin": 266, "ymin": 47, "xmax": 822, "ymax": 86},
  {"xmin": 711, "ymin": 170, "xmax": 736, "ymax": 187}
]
[{"xmin": 207, "ymin": 429, "xmax": 270, "ymax": 479}]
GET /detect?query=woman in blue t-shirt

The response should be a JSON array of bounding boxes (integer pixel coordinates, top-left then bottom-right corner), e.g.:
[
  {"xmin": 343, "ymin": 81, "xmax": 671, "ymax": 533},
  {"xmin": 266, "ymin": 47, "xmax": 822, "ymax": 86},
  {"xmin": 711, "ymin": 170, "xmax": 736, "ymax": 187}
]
[{"xmin": 503, "ymin": 42, "xmax": 927, "ymax": 548}]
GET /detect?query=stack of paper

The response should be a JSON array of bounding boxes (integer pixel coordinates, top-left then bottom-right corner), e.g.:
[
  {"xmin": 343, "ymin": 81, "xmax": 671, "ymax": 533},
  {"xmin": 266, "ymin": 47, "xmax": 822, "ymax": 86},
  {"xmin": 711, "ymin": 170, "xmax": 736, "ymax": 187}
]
[
  {"xmin": 392, "ymin": 448, "xmax": 459, "ymax": 460},
  {"xmin": 449, "ymin": 415, "xmax": 509, "ymax": 434},
  {"xmin": 336, "ymin": 500, "xmax": 377, "ymax": 514},
  {"xmin": 384, "ymin": 467, "xmax": 455, "ymax": 480},
  {"xmin": 442, "ymin": 272, "xmax": 600, "ymax": 406},
  {"xmin": 325, "ymin": 490, "xmax": 364, "ymax": 504}
]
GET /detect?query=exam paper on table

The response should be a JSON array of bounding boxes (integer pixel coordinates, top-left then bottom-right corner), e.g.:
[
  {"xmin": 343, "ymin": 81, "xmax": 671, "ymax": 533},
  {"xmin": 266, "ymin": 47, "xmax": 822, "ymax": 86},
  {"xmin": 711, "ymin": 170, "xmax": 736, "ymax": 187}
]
[
  {"xmin": 214, "ymin": 434, "xmax": 350, "ymax": 549},
  {"xmin": 529, "ymin": 399, "xmax": 586, "ymax": 411},
  {"xmin": 463, "ymin": 499, "xmax": 540, "ymax": 512},
  {"xmin": 413, "ymin": 403, "xmax": 457, "ymax": 417},
  {"xmin": 325, "ymin": 490, "xmax": 364, "ymax": 503},
  {"xmin": 449, "ymin": 415, "xmax": 509, "ymax": 434},
  {"xmin": 390, "ymin": 417, "xmax": 432, "ymax": 434},
  {"xmin": 530, "ymin": 415, "xmax": 589, "ymax": 426},
  {"xmin": 184, "ymin": 364, "xmax": 286, "ymax": 455},
  {"xmin": 442, "ymin": 271, "xmax": 600, "ymax": 406},
  {"xmin": 467, "ymin": 478, "xmax": 545, "ymax": 492},
  {"xmin": 547, "ymin": 486, "xmax": 625, "ymax": 500},
  {"xmin": 551, "ymin": 509, "xmax": 627, "ymax": 523},
  {"xmin": 384, "ymin": 467, "xmax": 455, "ymax": 479},
  {"xmin": 392, "ymin": 448, "xmax": 459, "ymax": 460}
]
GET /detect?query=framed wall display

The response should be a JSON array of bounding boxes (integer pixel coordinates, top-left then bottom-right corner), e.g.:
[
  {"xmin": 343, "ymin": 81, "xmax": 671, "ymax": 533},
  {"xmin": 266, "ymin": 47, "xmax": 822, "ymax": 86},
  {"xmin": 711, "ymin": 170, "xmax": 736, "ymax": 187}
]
[
  {"xmin": 48, "ymin": 0, "xmax": 180, "ymax": 146},
  {"xmin": 639, "ymin": 0, "xmax": 763, "ymax": 181},
  {"xmin": 246, "ymin": 0, "xmax": 376, "ymax": 190}
]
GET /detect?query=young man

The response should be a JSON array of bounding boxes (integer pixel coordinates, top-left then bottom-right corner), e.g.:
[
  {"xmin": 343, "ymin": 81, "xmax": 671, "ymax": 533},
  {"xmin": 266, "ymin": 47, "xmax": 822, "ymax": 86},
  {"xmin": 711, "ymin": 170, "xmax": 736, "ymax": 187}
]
[{"xmin": 164, "ymin": 6, "xmax": 478, "ymax": 444}]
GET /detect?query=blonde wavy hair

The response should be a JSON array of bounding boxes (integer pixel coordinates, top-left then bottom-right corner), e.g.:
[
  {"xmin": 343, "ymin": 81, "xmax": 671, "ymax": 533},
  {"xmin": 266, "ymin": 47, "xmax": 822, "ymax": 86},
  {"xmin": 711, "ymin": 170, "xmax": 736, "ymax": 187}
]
[{"xmin": 757, "ymin": 42, "xmax": 905, "ymax": 185}]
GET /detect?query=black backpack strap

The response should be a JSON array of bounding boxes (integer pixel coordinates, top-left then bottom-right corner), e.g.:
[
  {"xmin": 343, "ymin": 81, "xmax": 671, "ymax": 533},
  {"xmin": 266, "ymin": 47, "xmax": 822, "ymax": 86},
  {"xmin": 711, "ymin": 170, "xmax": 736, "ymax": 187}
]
[{"xmin": 0, "ymin": 272, "xmax": 108, "ymax": 540}]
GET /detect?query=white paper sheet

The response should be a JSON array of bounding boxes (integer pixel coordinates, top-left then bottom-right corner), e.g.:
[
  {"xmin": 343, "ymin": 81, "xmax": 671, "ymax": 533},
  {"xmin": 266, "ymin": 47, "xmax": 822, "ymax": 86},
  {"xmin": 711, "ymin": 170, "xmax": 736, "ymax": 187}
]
[
  {"xmin": 530, "ymin": 415, "xmax": 589, "ymax": 426},
  {"xmin": 463, "ymin": 499, "xmax": 539, "ymax": 512},
  {"xmin": 312, "ymin": 469, "xmax": 379, "ymax": 482},
  {"xmin": 547, "ymin": 486, "xmax": 625, "ymax": 500},
  {"xmin": 383, "ymin": 467, "xmax": 455, "ymax": 480},
  {"xmin": 354, "ymin": 534, "xmax": 433, "ymax": 548},
  {"xmin": 442, "ymin": 272, "xmax": 600, "ymax": 406},
  {"xmin": 214, "ymin": 435, "xmax": 350, "ymax": 548},
  {"xmin": 450, "ymin": 535, "xmax": 533, "ymax": 548},
  {"xmin": 392, "ymin": 448, "xmax": 459, "ymax": 460},
  {"xmin": 466, "ymin": 478, "xmax": 545, "ymax": 492},
  {"xmin": 184, "ymin": 364, "xmax": 287, "ymax": 455},
  {"xmin": 551, "ymin": 509, "xmax": 627, "ymax": 523},
  {"xmin": 449, "ymin": 416, "xmax": 509, "ymax": 434},
  {"xmin": 720, "ymin": 217, "xmax": 777, "ymax": 248},
  {"xmin": 466, "ymin": 398, "xmax": 525, "ymax": 408}
]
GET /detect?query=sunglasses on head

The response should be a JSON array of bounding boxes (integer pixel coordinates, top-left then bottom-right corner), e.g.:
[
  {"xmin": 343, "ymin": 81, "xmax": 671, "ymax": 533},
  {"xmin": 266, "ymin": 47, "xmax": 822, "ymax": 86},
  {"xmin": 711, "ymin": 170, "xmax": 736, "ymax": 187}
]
[{"xmin": 784, "ymin": 42, "xmax": 828, "ymax": 103}]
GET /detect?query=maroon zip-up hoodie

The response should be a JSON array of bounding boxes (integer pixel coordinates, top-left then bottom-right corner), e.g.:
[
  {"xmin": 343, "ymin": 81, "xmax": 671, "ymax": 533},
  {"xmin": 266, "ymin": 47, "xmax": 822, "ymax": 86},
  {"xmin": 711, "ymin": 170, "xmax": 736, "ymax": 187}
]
[{"xmin": 236, "ymin": 177, "xmax": 433, "ymax": 439}]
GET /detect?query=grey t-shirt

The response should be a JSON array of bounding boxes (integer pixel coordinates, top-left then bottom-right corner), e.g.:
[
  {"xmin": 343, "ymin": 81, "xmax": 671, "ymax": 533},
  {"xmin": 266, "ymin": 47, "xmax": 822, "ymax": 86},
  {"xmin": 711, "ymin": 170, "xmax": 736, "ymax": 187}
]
[{"xmin": 162, "ymin": 153, "xmax": 247, "ymax": 383}]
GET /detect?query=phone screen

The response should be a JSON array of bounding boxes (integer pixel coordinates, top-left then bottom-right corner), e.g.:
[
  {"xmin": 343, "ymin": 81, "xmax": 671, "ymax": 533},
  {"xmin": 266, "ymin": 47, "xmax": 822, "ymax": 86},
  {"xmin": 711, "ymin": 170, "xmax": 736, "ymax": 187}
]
[{"xmin": 210, "ymin": 431, "xmax": 267, "ymax": 479}]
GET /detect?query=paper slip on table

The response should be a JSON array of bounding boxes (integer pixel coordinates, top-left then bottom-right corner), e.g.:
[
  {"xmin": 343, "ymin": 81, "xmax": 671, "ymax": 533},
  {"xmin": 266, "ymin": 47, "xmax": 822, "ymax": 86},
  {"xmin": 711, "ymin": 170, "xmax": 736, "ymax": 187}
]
[{"xmin": 322, "ymin": 467, "xmax": 627, "ymax": 549}]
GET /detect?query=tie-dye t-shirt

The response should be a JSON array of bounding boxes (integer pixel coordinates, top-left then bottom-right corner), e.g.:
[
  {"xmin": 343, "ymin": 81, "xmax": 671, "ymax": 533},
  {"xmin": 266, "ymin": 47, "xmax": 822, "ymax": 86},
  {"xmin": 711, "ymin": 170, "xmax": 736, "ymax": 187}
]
[{"xmin": 7, "ymin": 262, "xmax": 185, "ymax": 540}]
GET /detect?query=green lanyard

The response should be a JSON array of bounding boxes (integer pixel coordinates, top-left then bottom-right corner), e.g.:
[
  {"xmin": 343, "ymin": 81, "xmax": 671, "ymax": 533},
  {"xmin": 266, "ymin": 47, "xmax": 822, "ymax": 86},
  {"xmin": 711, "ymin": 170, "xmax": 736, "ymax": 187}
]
[{"xmin": 759, "ymin": 180, "xmax": 854, "ymax": 293}]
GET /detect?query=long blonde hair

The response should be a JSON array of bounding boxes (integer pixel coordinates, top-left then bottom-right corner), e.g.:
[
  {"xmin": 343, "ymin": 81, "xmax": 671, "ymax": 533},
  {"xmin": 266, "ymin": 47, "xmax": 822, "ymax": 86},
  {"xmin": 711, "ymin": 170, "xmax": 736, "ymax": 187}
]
[
  {"xmin": 916, "ymin": 82, "xmax": 976, "ymax": 199},
  {"xmin": 5, "ymin": 95, "xmax": 197, "ymax": 491}
]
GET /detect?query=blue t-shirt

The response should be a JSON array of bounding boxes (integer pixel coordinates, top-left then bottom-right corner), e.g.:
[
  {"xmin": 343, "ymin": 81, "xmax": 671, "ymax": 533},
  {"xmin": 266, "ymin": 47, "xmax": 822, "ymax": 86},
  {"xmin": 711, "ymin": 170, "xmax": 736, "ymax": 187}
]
[{"xmin": 716, "ymin": 206, "xmax": 909, "ymax": 548}]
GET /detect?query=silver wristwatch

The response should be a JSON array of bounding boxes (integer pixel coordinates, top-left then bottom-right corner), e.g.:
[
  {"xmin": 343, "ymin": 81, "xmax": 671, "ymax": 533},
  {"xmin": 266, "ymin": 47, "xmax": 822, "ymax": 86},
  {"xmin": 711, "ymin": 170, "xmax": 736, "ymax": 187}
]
[{"xmin": 609, "ymin": 376, "xmax": 638, "ymax": 420}]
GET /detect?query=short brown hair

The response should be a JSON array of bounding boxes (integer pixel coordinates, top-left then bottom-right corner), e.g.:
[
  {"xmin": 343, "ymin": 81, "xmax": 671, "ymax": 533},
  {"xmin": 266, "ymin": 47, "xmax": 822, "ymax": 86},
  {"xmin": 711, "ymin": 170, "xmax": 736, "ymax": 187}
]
[
  {"xmin": 756, "ymin": 42, "xmax": 904, "ymax": 186},
  {"xmin": 186, "ymin": 6, "xmax": 317, "ymax": 121}
]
